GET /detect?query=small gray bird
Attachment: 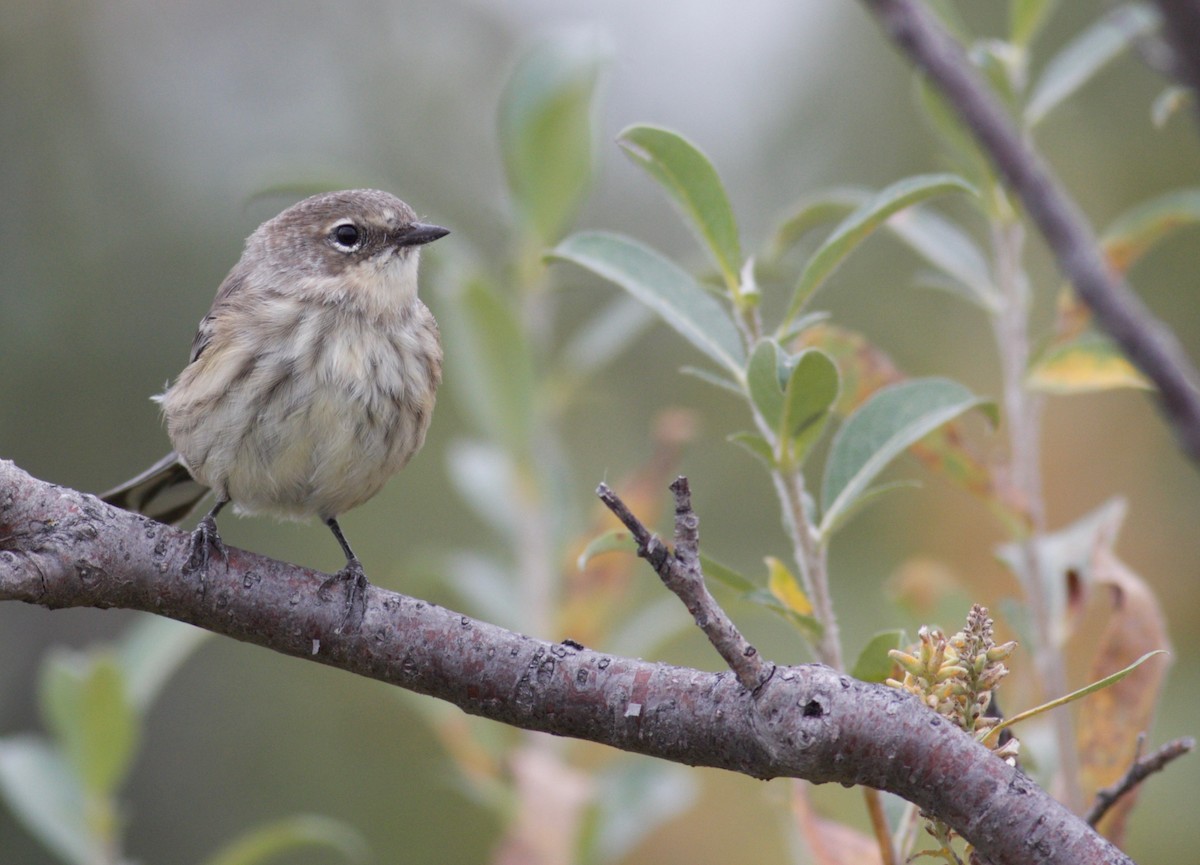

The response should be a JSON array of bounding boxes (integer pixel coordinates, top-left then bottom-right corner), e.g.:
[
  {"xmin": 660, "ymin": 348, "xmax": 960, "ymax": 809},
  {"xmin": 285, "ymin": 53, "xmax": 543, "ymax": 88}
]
[{"xmin": 104, "ymin": 190, "xmax": 447, "ymax": 612}]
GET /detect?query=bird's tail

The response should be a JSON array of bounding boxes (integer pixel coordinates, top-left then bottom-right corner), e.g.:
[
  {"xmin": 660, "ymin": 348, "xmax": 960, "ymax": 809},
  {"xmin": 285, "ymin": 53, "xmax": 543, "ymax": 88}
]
[{"xmin": 101, "ymin": 451, "xmax": 210, "ymax": 524}]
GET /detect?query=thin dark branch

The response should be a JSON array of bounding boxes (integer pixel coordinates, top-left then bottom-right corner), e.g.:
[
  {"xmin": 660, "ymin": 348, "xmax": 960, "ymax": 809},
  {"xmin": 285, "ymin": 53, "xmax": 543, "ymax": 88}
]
[
  {"xmin": 596, "ymin": 479, "xmax": 768, "ymax": 691},
  {"xmin": 1085, "ymin": 735, "xmax": 1196, "ymax": 826},
  {"xmin": 0, "ymin": 460, "xmax": 1135, "ymax": 865},
  {"xmin": 861, "ymin": 0, "xmax": 1200, "ymax": 467}
]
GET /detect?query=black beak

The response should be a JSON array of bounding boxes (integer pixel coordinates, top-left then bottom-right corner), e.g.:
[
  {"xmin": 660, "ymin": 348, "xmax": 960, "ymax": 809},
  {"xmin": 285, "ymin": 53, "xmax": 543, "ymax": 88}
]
[{"xmin": 399, "ymin": 222, "xmax": 450, "ymax": 247}]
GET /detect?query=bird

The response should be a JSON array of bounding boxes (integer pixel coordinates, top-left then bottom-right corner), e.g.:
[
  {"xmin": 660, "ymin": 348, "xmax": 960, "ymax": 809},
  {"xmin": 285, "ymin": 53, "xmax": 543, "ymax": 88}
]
[{"xmin": 103, "ymin": 189, "xmax": 447, "ymax": 621}]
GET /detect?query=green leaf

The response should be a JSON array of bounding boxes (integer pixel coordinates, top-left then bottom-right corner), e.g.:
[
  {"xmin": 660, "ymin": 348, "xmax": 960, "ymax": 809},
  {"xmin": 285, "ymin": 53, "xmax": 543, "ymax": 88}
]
[
  {"xmin": 618, "ymin": 124, "xmax": 742, "ymax": 291},
  {"xmin": 39, "ymin": 651, "xmax": 138, "ymax": 796},
  {"xmin": 851, "ymin": 630, "xmax": 907, "ymax": 683},
  {"xmin": 1025, "ymin": 4, "xmax": 1160, "ymax": 128},
  {"xmin": 558, "ymin": 295, "xmax": 656, "ymax": 380},
  {"xmin": 1011, "ymin": 0, "xmax": 1060, "ymax": 47},
  {"xmin": 766, "ymin": 556, "xmax": 813, "ymax": 616},
  {"xmin": 681, "ymin": 365, "xmax": 743, "ymax": 396},
  {"xmin": 577, "ymin": 528, "xmax": 636, "ymax": 570},
  {"xmin": 499, "ymin": 38, "xmax": 602, "ymax": 243},
  {"xmin": 780, "ymin": 349, "xmax": 839, "ymax": 446},
  {"xmin": 746, "ymin": 339, "xmax": 786, "ymax": 431},
  {"xmin": 781, "ymin": 174, "xmax": 977, "ymax": 329},
  {"xmin": 820, "ymin": 378, "xmax": 995, "ymax": 540},
  {"xmin": 1101, "ymin": 187, "xmax": 1200, "ymax": 273},
  {"xmin": 550, "ymin": 232, "xmax": 746, "ymax": 374},
  {"xmin": 117, "ymin": 615, "xmax": 211, "ymax": 713},
  {"xmin": 441, "ymin": 276, "xmax": 537, "ymax": 452},
  {"xmin": 744, "ymin": 589, "xmax": 824, "ymax": 640},
  {"xmin": 699, "ymin": 553, "xmax": 758, "ymax": 594},
  {"xmin": 1151, "ymin": 85, "xmax": 1190, "ymax": 128},
  {"xmin": 201, "ymin": 814, "xmax": 369, "ymax": 865},
  {"xmin": 1027, "ymin": 330, "xmax": 1152, "ymax": 394},
  {"xmin": 884, "ymin": 206, "xmax": 997, "ymax": 309},
  {"xmin": 0, "ymin": 737, "xmax": 90, "ymax": 865},
  {"xmin": 914, "ymin": 77, "xmax": 995, "ymax": 193},
  {"xmin": 984, "ymin": 650, "xmax": 1168, "ymax": 746},
  {"xmin": 728, "ymin": 431, "xmax": 776, "ymax": 469},
  {"xmin": 768, "ymin": 187, "xmax": 866, "ymax": 261}
]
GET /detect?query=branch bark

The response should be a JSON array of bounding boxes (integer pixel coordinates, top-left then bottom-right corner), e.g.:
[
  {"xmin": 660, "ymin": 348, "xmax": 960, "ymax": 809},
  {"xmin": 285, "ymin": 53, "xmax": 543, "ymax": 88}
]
[
  {"xmin": 861, "ymin": 0, "xmax": 1200, "ymax": 467},
  {"xmin": 0, "ymin": 460, "xmax": 1133, "ymax": 865}
]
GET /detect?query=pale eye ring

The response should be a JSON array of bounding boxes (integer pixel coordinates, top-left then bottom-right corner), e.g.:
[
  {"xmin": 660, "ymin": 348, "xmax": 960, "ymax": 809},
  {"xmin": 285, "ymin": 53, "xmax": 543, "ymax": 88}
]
[{"xmin": 331, "ymin": 222, "xmax": 362, "ymax": 251}]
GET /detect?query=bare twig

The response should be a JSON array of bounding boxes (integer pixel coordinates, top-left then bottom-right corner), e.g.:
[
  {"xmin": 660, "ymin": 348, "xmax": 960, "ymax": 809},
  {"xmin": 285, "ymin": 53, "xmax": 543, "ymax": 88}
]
[
  {"xmin": 1085, "ymin": 735, "xmax": 1196, "ymax": 827},
  {"xmin": 861, "ymin": 0, "xmax": 1200, "ymax": 467},
  {"xmin": 596, "ymin": 478, "xmax": 769, "ymax": 691}
]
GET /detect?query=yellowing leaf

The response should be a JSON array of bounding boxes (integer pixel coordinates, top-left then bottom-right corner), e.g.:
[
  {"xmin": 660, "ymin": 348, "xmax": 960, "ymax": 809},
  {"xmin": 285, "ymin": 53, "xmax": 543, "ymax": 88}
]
[
  {"xmin": 1028, "ymin": 331, "xmax": 1152, "ymax": 394},
  {"xmin": 766, "ymin": 556, "xmax": 813, "ymax": 616}
]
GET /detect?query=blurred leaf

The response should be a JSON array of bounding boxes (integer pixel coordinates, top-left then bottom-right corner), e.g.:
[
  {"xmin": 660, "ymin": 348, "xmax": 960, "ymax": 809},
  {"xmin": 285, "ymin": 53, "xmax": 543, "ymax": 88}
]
[
  {"xmin": 781, "ymin": 174, "xmax": 977, "ymax": 329},
  {"xmin": 1028, "ymin": 330, "xmax": 1151, "ymax": 394},
  {"xmin": 728, "ymin": 431, "xmax": 776, "ymax": 469},
  {"xmin": 0, "ymin": 737, "xmax": 90, "ymax": 865},
  {"xmin": 700, "ymin": 553, "xmax": 758, "ymax": 594},
  {"xmin": 766, "ymin": 556, "xmax": 813, "ymax": 616},
  {"xmin": 201, "ymin": 814, "xmax": 369, "ymax": 865},
  {"xmin": 1151, "ymin": 85, "xmax": 1191, "ymax": 128},
  {"xmin": 618, "ymin": 124, "xmax": 743, "ymax": 291},
  {"xmin": 914, "ymin": 76, "xmax": 995, "ymax": 193},
  {"xmin": 39, "ymin": 651, "xmax": 137, "ymax": 797},
  {"xmin": 851, "ymin": 630, "xmax": 907, "ymax": 683},
  {"xmin": 996, "ymin": 498, "xmax": 1127, "ymax": 648},
  {"xmin": 446, "ymin": 439, "xmax": 519, "ymax": 541},
  {"xmin": 499, "ymin": 38, "xmax": 602, "ymax": 243},
  {"xmin": 746, "ymin": 338, "xmax": 786, "ymax": 431},
  {"xmin": 768, "ymin": 187, "xmax": 865, "ymax": 263},
  {"xmin": 792, "ymin": 323, "xmax": 903, "ymax": 416},
  {"xmin": 1077, "ymin": 547, "xmax": 1172, "ymax": 843},
  {"xmin": 780, "ymin": 349, "xmax": 839, "ymax": 462},
  {"xmin": 550, "ymin": 232, "xmax": 746, "ymax": 374},
  {"xmin": 971, "ymin": 38, "xmax": 1024, "ymax": 112},
  {"xmin": 1025, "ymin": 4, "xmax": 1160, "ymax": 128},
  {"xmin": 586, "ymin": 760, "xmax": 698, "ymax": 865},
  {"xmin": 791, "ymin": 782, "xmax": 883, "ymax": 865},
  {"xmin": 820, "ymin": 378, "xmax": 995, "ymax": 540},
  {"xmin": 746, "ymin": 589, "xmax": 824, "ymax": 640},
  {"xmin": 558, "ymin": 295, "xmax": 656, "ymax": 380},
  {"xmin": 446, "ymin": 552, "xmax": 522, "ymax": 631},
  {"xmin": 681, "ymin": 365, "xmax": 743, "ymax": 396},
  {"xmin": 442, "ymin": 277, "xmax": 536, "ymax": 452},
  {"xmin": 1100, "ymin": 187, "xmax": 1200, "ymax": 273},
  {"xmin": 117, "ymin": 615, "xmax": 210, "ymax": 713},
  {"xmin": 884, "ymin": 205, "xmax": 997, "ymax": 309},
  {"xmin": 1011, "ymin": 0, "xmax": 1060, "ymax": 47},
  {"xmin": 576, "ymin": 528, "xmax": 636, "ymax": 570}
]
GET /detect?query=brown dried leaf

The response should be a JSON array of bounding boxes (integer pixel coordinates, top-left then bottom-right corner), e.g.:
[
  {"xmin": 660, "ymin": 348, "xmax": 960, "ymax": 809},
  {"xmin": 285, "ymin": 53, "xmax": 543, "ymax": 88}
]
[{"xmin": 792, "ymin": 783, "xmax": 884, "ymax": 865}]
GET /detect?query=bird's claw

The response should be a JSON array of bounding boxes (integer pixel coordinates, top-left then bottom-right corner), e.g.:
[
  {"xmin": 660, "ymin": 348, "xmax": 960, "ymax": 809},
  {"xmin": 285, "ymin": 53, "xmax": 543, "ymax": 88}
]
[{"xmin": 319, "ymin": 557, "xmax": 369, "ymax": 633}]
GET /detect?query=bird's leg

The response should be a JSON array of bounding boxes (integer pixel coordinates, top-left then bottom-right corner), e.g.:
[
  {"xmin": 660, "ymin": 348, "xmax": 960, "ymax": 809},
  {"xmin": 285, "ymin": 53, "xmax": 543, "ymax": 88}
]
[
  {"xmin": 185, "ymin": 499, "xmax": 229, "ymax": 575},
  {"xmin": 318, "ymin": 517, "xmax": 369, "ymax": 632}
]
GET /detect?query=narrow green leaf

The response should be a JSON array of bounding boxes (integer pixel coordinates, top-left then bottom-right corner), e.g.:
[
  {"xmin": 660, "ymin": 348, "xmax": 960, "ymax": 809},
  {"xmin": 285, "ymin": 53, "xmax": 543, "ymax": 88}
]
[
  {"xmin": 984, "ymin": 650, "xmax": 1168, "ymax": 745},
  {"xmin": 851, "ymin": 630, "xmax": 907, "ymax": 683},
  {"xmin": 680, "ymin": 365, "xmax": 743, "ymax": 396},
  {"xmin": 549, "ymin": 232, "xmax": 746, "ymax": 374},
  {"xmin": 728, "ymin": 431, "xmax": 776, "ymax": 469},
  {"xmin": 499, "ymin": 38, "xmax": 602, "ymax": 243},
  {"xmin": 884, "ymin": 206, "xmax": 997, "ymax": 308},
  {"xmin": 747, "ymin": 339, "xmax": 786, "ymax": 431},
  {"xmin": 618, "ymin": 124, "xmax": 742, "ymax": 289},
  {"xmin": 780, "ymin": 349, "xmax": 840, "ymax": 444},
  {"xmin": 744, "ymin": 589, "xmax": 824, "ymax": 640},
  {"xmin": 1011, "ymin": 0, "xmax": 1060, "ymax": 47},
  {"xmin": 577, "ymin": 529, "xmax": 636, "ymax": 570},
  {"xmin": 767, "ymin": 187, "xmax": 867, "ymax": 262},
  {"xmin": 1025, "ymin": 4, "xmax": 1160, "ymax": 128},
  {"xmin": 117, "ymin": 615, "xmax": 211, "ymax": 713},
  {"xmin": 914, "ymin": 77, "xmax": 995, "ymax": 193},
  {"xmin": 0, "ymin": 738, "xmax": 90, "ymax": 865},
  {"xmin": 1101, "ymin": 187, "xmax": 1200, "ymax": 273},
  {"xmin": 201, "ymin": 814, "xmax": 369, "ymax": 865},
  {"xmin": 782, "ymin": 174, "xmax": 977, "ymax": 329},
  {"xmin": 820, "ymin": 378, "xmax": 994, "ymax": 539},
  {"xmin": 699, "ymin": 553, "xmax": 758, "ymax": 594},
  {"xmin": 558, "ymin": 295, "xmax": 655, "ymax": 379},
  {"xmin": 40, "ymin": 651, "xmax": 138, "ymax": 796}
]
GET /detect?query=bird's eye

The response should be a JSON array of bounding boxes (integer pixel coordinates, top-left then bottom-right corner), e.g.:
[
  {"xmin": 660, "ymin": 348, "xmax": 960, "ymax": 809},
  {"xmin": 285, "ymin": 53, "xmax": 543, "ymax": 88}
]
[{"xmin": 331, "ymin": 222, "xmax": 361, "ymax": 250}]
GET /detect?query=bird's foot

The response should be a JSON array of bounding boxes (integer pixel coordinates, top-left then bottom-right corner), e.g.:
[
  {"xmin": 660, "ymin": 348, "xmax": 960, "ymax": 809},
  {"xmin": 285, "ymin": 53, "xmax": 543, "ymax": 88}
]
[
  {"xmin": 319, "ymin": 557, "xmax": 370, "ymax": 633},
  {"xmin": 184, "ymin": 514, "xmax": 228, "ymax": 576}
]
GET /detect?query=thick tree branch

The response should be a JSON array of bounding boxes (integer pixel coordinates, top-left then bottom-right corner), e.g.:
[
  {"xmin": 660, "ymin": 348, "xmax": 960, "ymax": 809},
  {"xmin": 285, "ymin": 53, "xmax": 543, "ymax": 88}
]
[
  {"xmin": 596, "ymin": 478, "xmax": 769, "ymax": 691},
  {"xmin": 861, "ymin": 0, "xmax": 1200, "ymax": 466},
  {"xmin": 0, "ymin": 460, "xmax": 1132, "ymax": 865}
]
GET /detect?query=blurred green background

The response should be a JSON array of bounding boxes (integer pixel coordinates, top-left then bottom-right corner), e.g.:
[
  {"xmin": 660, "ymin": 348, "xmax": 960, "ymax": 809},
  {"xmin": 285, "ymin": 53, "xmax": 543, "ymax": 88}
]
[{"xmin": 2, "ymin": 1, "xmax": 1198, "ymax": 862}]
